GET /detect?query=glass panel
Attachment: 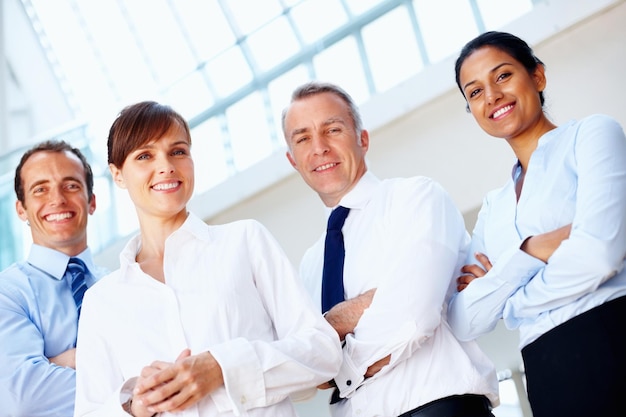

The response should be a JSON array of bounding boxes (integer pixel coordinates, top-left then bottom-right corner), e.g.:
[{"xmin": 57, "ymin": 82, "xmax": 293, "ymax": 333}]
[
  {"xmin": 289, "ymin": 0, "xmax": 348, "ymax": 44},
  {"xmin": 344, "ymin": 0, "xmax": 386, "ymax": 16},
  {"xmin": 121, "ymin": 0, "xmax": 196, "ymax": 86},
  {"xmin": 226, "ymin": 92, "xmax": 273, "ymax": 171},
  {"xmin": 246, "ymin": 16, "xmax": 300, "ymax": 72},
  {"xmin": 74, "ymin": 2, "xmax": 157, "ymax": 103},
  {"xmin": 191, "ymin": 119, "xmax": 230, "ymax": 193},
  {"xmin": 362, "ymin": 7, "xmax": 423, "ymax": 93},
  {"xmin": 203, "ymin": 47, "xmax": 253, "ymax": 98},
  {"xmin": 313, "ymin": 36, "xmax": 370, "ymax": 105},
  {"xmin": 413, "ymin": 0, "xmax": 478, "ymax": 64},
  {"xmin": 30, "ymin": 0, "xmax": 117, "ymax": 120},
  {"xmin": 174, "ymin": 1, "xmax": 236, "ymax": 62},
  {"xmin": 477, "ymin": 0, "xmax": 533, "ymax": 29},
  {"xmin": 164, "ymin": 72, "xmax": 214, "ymax": 120},
  {"xmin": 225, "ymin": 0, "xmax": 283, "ymax": 34}
]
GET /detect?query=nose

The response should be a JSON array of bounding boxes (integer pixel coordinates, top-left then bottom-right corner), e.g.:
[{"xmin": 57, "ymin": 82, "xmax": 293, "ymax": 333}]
[
  {"xmin": 157, "ymin": 154, "xmax": 176, "ymax": 174},
  {"xmin": 312, "ymin": 134, "xmax": 330, "ymax": 156},
  {"xmin": 49, "ymin": 187, "xmax": 67, "ymax": 206},
  {"xmin": 485, "ymin": 84, "xmax": 503, "ymax": 105}
]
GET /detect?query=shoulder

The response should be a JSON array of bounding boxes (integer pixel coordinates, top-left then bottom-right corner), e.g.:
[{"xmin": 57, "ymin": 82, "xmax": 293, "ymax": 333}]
[
  {"xmin": 379, "ymin": 176, "xmax": 451, "ymax": 205},
  {"xmin": 0, "ymin": 262, "xmax": 31, "ymax": 292},
  {"xmin": 569, "ymin": 114, "xmax": 625, "ymax": 138}
]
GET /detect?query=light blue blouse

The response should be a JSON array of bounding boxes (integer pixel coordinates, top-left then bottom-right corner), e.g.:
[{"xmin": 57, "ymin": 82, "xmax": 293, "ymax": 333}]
[{"xmin": 448, "ymin": 114, "xmax": 626, "ymax": 348}]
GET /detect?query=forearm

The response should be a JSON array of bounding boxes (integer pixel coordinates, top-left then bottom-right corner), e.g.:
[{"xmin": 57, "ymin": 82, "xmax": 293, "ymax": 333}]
[{"xmin": 448, "ymin": 247, "xmax": 544, "ymax": 339}]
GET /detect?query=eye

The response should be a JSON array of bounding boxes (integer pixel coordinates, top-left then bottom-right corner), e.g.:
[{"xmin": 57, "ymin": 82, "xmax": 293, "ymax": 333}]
[
  {"xmin": 136, "ymin": 152, "xmax": 150, "ymax": 161},
  {"xmin": 172, "ymin": 148, "xmax": 188, "ymax": 156},
  {"xmin": 33, "ymin": 186, "xmax": 46, "ymax": 195},
  {"xmin": 468, "ymin": 87, "xmax": 482, "ymax": 99},
  {"xmin": 328, "ymin": 127, "xmax": 341, "ymax": 134},
  {"xmin": 496, "ymin": 72, "xmax": 511, "ymax": 82},
  {"xmin": 295, "ymin": 136, "xmax": 309, "ymax": 144},
  {"xmin": 65, "ymin": 182, "xmax": 82, "ymax": 191}
]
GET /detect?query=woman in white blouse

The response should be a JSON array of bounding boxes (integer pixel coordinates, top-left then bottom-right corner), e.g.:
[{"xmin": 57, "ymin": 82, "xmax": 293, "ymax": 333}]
[{"xmin": 74, "ymin": 101, "xmax": 342, "ymax": 417}]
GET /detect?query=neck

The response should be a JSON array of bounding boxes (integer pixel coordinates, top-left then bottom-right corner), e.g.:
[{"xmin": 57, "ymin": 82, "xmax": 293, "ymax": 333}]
[{"xmin": 506, "ymin": 116, "xmax": 557, "ymax": 171}]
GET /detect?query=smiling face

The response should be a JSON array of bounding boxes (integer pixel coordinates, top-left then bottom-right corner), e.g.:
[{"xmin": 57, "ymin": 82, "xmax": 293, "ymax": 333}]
[
  {"xmin": 284, "ymin": 92, "xmax": 369, "ymax": 207},
  {"xmin": 109, "ymin": 123, "xmax": 194, "ymax": 223},
  {"xmin": 459, "ymin": 46, "xmax": 549, "ymax": 142},
  {"xmin": 16, "ymin": 150, "xmax": 96, "ymax": 256}
]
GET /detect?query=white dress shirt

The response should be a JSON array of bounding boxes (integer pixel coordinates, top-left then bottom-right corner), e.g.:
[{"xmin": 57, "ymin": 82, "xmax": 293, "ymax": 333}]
[
  {"xmin": 300, "ymin": 172, "xmax": 499, "ymax": 417},
  {"xmin": 448, "ymin": 114, "xmax": 626, "ymax": 348},
  {"xmin": 75, "ymin": 213, "xmax": 342, "ymax": 417}
]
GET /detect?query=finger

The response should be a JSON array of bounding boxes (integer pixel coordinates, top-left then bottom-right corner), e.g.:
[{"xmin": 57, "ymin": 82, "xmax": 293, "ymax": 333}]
[
  {"xmin": 475, "ymin": 252, "xmax": 493, "ymax": 271},
  {"xmin": 135, "ymin": 365, "xmax": 177, "ymax": 395},
  {"xmin": 461, "ymin": 263, "xmax": 486, "ymax": 277},
  {"xmin": 457, "ymin": 283, "xmax": 468, "ymax": 292},
  {"xmin": 137, "ymin": 378, "xmax": 185, "ymax": 410},
  {"xmin": 175, "ymin": 349, "xmax": 192, "ymax": 363}
]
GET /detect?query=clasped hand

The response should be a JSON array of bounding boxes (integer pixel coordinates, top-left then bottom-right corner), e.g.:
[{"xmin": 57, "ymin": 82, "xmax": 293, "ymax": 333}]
[{"xmin": 130, "ymin": 349, "xmax": 223, "ymax": 416}]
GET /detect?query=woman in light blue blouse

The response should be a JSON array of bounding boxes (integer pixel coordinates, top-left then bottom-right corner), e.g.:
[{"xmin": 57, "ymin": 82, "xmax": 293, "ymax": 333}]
[{"xmin": 449, "ymin": 31, "xmax": 626, "ymax": 417}]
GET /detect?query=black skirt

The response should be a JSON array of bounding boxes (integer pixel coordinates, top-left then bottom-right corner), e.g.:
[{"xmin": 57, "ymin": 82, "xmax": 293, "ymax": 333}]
[{"xmin": 521, "ymin": 295, "xmax": 626, "ymax": 417}]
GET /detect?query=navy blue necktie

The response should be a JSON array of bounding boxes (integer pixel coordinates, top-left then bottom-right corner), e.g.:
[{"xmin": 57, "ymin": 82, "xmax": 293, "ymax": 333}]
[
  {"xmin": 321, "ymin": 206, "xmax": 350, "ymax": 313},
  {"xmin": 67, "ymin": 257, "xmax": 88, "ymax": 317}
]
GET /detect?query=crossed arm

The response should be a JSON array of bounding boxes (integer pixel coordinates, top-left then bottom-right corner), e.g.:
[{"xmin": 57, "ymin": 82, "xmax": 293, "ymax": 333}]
[
  {"xmin": 456, "ymin": 224, "xmax": 572, "ymax": 291},
  {"xmin": 317, "ymin": 288, "xmax": 391, "ymax": 390}
]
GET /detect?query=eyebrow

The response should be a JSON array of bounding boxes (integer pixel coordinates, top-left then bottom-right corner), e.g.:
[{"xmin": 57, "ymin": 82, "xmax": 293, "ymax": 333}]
[
  {"xmin": 289, "ymin": 117, "xmax": 346, "ymax": 140},
  {"xmin": 462, "ymin": 62, "xmax": 514, "ymax": 91},
  {"xmin": 27, "ymin": 176, "xmax": 83, "ymax": 192}
]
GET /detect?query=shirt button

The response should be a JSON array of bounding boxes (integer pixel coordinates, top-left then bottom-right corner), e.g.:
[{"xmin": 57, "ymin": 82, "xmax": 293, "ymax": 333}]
[
  {"xmin": 240, "ymin": 395, "xmax": 247, "ymax": 404},
  {"xmin": 346, "ymin": 380, "xmax": 352, "ymax": 386}
]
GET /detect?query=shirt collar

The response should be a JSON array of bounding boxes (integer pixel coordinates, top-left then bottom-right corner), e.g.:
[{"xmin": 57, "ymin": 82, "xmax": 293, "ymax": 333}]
[
  {"xmin": 27, "ymin": 244, "xmax": 94, "ymax": 280},
  {"xmin": 330, "ymin": 171, "xmax": 380, "ymax": 212},
  {"xmin": 119, "ymin": 212, "xmax": 209, "ymax": 268}
]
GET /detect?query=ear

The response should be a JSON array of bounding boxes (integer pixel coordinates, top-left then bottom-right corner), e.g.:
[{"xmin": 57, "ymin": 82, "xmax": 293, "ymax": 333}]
[
  {"xmin": 285, "ymin": 150, "xmax": 299, "ymax": 171},
  {"xmin": 359, "ymin": 130, "xmax": 370, "ymax": 153},
  {"xmin": 109, "ymin": 163, "xmax": 127, "ymax": 189},
  {"xmin": 88, "ymin": 194, "xmax": 97, "ymax": 215},
  {"xmin": 533, "ymin": 64, "xmax": 547, "ymax": 92},
  {"xmin": 15, "ymin": 200, "xmax": 28, "ymax": 222}
]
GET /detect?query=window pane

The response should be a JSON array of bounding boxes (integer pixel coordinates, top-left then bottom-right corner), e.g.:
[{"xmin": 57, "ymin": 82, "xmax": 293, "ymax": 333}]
[
  {"xmin": 164, "ymin": 72, "xmax": 214, "ymax": 119},
  {"xmin": 413, "ymin": 0, "xmax": 478, "ymax": 64},
  {"xmin": 362, "ymin": 7, "xmax": 423, "ymax": 93},
  {"xmin": 174, "ymin": 1, "xmax": 236, "ymax": 61},
  {"xmin": 225, "ymin": 0, "xmax": 283, "ymax": 34},
  {"xmin": 477, "ymin": 0, "xmax": 533, "ymax": 29},
  {"xmin": 122, "ymin": 0, "xmax": 196, "ymax": 85},
  {"xmin": 191, "ymin": 119, "xmax": 230, "ymax": 193},
  {"xmin": 246, "ymin": 16, "xmax": 300, "ymax": 72},
  {"xmin": 344, "ymin": 0, "xmax": 386, "ymax": 16},
  {"xmin": 290, "ymin": 0, "xmax": 348, "ymax": 44},
  {"xmin": 203, "ymin": 47, "xmax": 253, "ymax": 98},
  {"xmin": 226, "ymin": 93, "xmax": 274, "ymax": 171},
  {"xmin": 313, "ymin": 36, "xmax": 370, "ymax": 104}
]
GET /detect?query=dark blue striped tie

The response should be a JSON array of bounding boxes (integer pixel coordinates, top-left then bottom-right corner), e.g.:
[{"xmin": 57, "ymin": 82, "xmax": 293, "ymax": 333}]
[
  {"xmin": 67, "ymin": 257, "xmax": 88, "ymax": 317},
  {"xmin": 321, "ymin": 206, "xmax": 350, "ymax": 313}
]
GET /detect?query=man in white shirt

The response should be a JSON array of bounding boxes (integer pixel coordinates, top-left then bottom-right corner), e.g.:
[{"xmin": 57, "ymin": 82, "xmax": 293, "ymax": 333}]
[{"xmin": 281, "ymin": 81, "xmax": 499, "ymax": 417}]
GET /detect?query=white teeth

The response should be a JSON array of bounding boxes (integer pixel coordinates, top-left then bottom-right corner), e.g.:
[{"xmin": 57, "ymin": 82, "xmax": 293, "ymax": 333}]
[
  {"xmin": 493, "ymin": 105, "xmax": 513, "ymax": 118},
  {"xmin": 46, "ymin": 212, "xmax": 72, "ymax": 221},
  {"xmin": 152, "ymin": 182, "xmax": 179, "ymax": 190},
  {"xmin": 315, "ymin": 163, "xmax": 336, "ymax": 172}
]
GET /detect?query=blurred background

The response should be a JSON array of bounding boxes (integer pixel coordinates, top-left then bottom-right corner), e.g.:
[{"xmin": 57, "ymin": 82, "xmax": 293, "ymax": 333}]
[{"xmin": 2, "ymin": 0, "xmax": 625, "ymax": 415}]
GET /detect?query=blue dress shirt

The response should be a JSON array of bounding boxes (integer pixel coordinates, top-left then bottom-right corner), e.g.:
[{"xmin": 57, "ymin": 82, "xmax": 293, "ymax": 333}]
[{"xmin": 0, "ymin": 244, "xmax": 104, "ymax": 416}]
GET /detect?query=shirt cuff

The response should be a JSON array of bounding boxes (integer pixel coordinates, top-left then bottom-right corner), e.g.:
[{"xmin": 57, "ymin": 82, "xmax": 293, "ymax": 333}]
[{"xmin": 210, "ymin": 337, "xmax": 265, "ymax": 413}]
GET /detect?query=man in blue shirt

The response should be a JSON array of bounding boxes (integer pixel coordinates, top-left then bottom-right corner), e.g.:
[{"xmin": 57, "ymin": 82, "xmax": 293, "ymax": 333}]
[{"xmin": 0, "ymin": 140, "xmax": 106, "ymax": 416}]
